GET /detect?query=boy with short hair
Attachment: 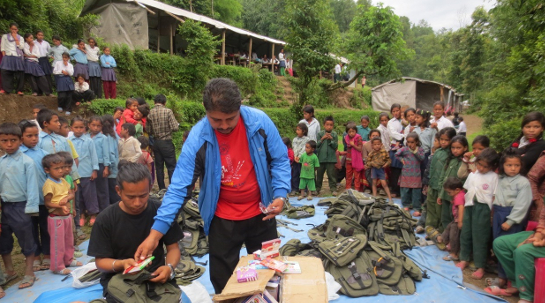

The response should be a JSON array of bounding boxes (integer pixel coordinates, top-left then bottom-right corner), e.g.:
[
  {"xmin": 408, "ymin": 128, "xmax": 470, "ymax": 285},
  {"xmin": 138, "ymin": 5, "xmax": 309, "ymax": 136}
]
[
  {"xmin": 37, "ymin": 109, "xmax": 71, "ymax": 154},
  {"xmin": 367, "ymin": 137, "xmax": 392, "ymax": 202},
  {"xmin": 134, "ymin": 104, "xmax": 150, "ymax": 138},
  {"xmin": 316, "ymin": 116, "xmax": 338, "ymax": 196},
  {"xmin": 298, "ymin": 140, "xmax": 320, "ymax": 201},
  {"xmin": 357, "ymin": 115, "xmax": 371, "ymax": 141},
  {"xmin": 0, "ymin": 122, "xmax": 39, "ymax": 289},
  {"xmin": 118, "ymin": 123, "xmax": 142, "ymax": 163},
  {"xmin": 30, "ymin": 103, "xmax": 46, "ymax": 132}
]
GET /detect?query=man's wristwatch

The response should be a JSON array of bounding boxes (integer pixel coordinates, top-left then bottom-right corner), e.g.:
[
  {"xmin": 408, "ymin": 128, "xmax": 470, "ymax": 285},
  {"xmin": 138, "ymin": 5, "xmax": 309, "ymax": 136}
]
[
  {"xmin": 167, "ymin": 264, "xmax": 176, "ymax": 280},
  {"xmin": 273, "ymin": 196, "xmax": 287, "ymax": 204}
]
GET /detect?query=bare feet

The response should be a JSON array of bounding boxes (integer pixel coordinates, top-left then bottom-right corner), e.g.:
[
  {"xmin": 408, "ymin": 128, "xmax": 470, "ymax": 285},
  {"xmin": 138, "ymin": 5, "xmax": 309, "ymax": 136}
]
[
  {"xmin": 472, "ymin": 268, "xmax": 485, "ymax": 280},
  {"xmin": 456, "ymin": 261, "xmax": 468, "ymax": 270}
]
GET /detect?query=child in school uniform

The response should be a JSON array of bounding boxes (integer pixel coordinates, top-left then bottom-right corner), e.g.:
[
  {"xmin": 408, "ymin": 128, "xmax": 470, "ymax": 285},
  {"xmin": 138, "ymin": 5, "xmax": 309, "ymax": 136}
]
[
  {"xmin": 137, "ymin": 136, "xmax": 155, "ymax": 185},
  {"xmin": 35, "ymin": 30, "xmax": 52, "ymax": 94},
  {"xmin": 316, "ymin": 116, "xmax": 338, "ymax": 196},
  {"xmin": 298, "ymin": 140, "xmax": 320, "ymax": 201},
  {"xmin": 100, "ymin": 47, "xmax": 117, "ymax": 99},
  {"xmin": 23, "ymin": 33, "xmax": 51, "ymax": 96},
  {"xmin": 299, "ymin": 105, "xmax": 321, "ymax": 141},
  {"xmin": 395, "ymin": 132, "xmax": 425, "ymax": 216},
  {"xmin": 292, "ymin": 123, "xmax": 310, "ymax": 196},
  {"xmin": 52, "ymin": 52, "xmax": 75, "ymax": 115},
  {"xmin": 0, "ymin": 123, "xmax": 39, "ymax": 289},
  {"xmin": 48, "ymin": 35, "xmax": 69, "ymax": 67},
  {"xmin": 101, "ymin": 114, "xmax": 121, "ymax": 205},
  {"xmin": 69, "ymin": 39, "xmax": 89, "ymax": 81},
  {"xmin": 41, "ymin": 153, "xmax": 82, "ymax": 275},
  {"xmin": 0, "ymin": 23, "xmax": 25, "ymax": 95},
  {"xmin": 119, "ymin": 123, "xmax": 142, "ymax": 163},
  {"xmin": 417, "ymin": 133, "xmax": 442, "ymax": 234},
  {"xmin": 457, "ymin": 148, "xmax": 500, "ymax": 280},
  {"xmin": 69, "ymin": 117, "xmax": 100, "ymax": 227},
  {"xmin": 88, "ymin": 116, "xmax": 110, "ymax": 213},
  {"xmin": 19, "ymin": 120, "xmax": 51, "ymax": 271},
  {"xmin": 85, "ymin": 38, "xmax": 102, "ymax": 98}
]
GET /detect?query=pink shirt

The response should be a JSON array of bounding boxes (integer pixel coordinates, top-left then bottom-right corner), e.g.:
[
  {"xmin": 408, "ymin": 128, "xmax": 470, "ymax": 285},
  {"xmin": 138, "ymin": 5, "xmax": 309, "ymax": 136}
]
[{"xmin": 452, "ymin": 190, "xmax": 465, "ymax": 222}]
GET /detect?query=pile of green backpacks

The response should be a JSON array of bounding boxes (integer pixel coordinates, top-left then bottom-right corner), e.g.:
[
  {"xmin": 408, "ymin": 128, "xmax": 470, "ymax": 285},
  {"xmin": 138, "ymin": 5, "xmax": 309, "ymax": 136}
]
[
  {"xmin": 280, "ymin": 190, "xmax": 423, "ymax": 297},
  {"xmin": 176, "ymin": 194, "xmax": 209, "ymax": 257}
]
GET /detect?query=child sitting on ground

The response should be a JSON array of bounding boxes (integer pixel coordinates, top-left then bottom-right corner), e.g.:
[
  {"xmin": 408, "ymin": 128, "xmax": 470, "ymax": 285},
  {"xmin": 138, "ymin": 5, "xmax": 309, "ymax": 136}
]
[
  {"xmin": 0, "ymin": 123, "xmax": 39, "ymax": 289},
  {"xmin": 436, "ymin": 177, "xmax": 465, "ymax": 261},
  {"xmin": 367, "ymin": 137, "xmax": 392, "ymax": 202},
  {"xmin": 42, "ymin": 153, "xmax": 82, "ymax": 275},
  {"xmin": 137, "ymin": 136, "xmax": 155, "ymax": 185},
  {"xmin": 73, "ymin": 74, "xmax": 95, "ymax": 105},
  {"xmin": 134, "ymin": 104, "xmax": 150, "ymax": 138},
  {"xmin": 457, "ymin": 148, "xmax": 500, "ymax": 280},
  {"xmin": 298, "ymin": 140, "xmax": 320, "ymax": 201},
  {"xmin": 118, "ymin": 123, "xmax": 142, "ymax": 163}
]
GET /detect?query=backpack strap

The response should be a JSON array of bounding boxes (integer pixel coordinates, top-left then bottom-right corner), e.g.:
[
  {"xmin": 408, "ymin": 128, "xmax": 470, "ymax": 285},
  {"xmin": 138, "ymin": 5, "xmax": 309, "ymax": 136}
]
[{"xmin": 347, "ymin": 262, "xmax": 371, "ymax": 288}]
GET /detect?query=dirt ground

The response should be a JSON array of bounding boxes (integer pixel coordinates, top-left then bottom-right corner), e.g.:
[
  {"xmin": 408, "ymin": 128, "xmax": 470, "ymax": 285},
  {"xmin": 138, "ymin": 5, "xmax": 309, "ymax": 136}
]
[{"xmin": 461, "ymin": 114, "xmax": 483, "ymax": 136}]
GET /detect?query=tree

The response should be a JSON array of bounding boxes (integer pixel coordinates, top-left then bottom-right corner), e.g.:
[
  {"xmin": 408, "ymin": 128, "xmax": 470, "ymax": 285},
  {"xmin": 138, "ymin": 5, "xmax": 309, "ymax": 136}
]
[
  {"xmin": 329, "ymin": 0, "xmax": 357, "ymax": 33},
  {"xmin": 164, "ymin": 0, "xmax": 242, "ymax": 26},
  {"xmin": 240, "ymin": 0, "xmax": 286, "ymax": 39},
  {"xmin": 283, "ymin": 0, "xmax": 338, "ymax": 107},
  {"xmin": 335, "ymin": 3, "xmax": 413, "ymax": 89}
]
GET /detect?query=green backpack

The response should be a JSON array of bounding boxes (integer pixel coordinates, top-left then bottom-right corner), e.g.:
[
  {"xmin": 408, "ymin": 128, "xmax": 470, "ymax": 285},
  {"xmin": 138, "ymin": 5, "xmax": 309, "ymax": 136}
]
[
  {"xmin": 326, "ymin": 251, "xmax": 379, "ymax": 297},
  {"xmin": 308, "ymin": 215, "xmax": 366, "ymax": 242},
  {"xmin": 279, "ymin": 239, "xmax": 322, "ymax": 258},
  {"xmin": 103, "ymin": 270, "xmax": 181, "ymax": 303},
  {"xmin": 285, "ymin": 205, "xmax": 315, "ymax": 219},
  {"xmin": 365, "ymin": 242, "xmax": 403, "ymax": 287},
  {"xmin": 317, "ymin": 197, "xmax": 337, "ymax": 207},
  {"xmin": 318, "ymin": 234, "xmax": 367, "ymax": 267},
  {"xmin": 324, "ymin": 200, "xmax": 361, "ymax": 219},
  {"xmin": 337, "ymin": 189, "xmax": 376, "ymax": 206}
]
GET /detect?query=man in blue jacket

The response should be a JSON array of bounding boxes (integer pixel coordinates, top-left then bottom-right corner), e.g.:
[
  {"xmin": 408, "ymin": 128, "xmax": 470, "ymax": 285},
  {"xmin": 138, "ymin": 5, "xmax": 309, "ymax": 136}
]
[{"xmin": 135, "ymin": 78, "xmax": 291, "ymax": 293}]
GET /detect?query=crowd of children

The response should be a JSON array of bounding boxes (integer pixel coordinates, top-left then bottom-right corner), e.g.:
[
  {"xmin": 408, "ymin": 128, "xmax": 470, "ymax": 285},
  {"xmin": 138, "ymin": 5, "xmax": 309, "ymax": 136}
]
[
  {"xmin": 283, "ymin": 103, "xmax": 545, "ymax": 303},
  {"xmin": 0, "ymin": 23, "xmax": 119, "ymax": 115}
]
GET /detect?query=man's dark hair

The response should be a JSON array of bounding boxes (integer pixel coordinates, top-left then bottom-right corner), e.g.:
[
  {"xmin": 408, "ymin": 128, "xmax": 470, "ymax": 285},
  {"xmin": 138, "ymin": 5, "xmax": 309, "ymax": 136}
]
[
  {"xmin": 137, "ymin": 136, "xmax": 150, "ymax": 149},
  {"xmin": 42, "ymin": 154, "xmax": 64, "ymax": 170},
  {"xmin": 37, "ymin": 109, "xmax": 58, "ymax": 129},
  {"xmin": 0, "ymin": 123, "xmax": 22, "ymax": 138},
  {"xmin": 137, "ymin": 104, "xmax": 150, "ymax": 118},
  {"xmin": 154, "ymin": 94, "xmax": 167, "ymax": 105},
  {"xmin": 57, "ymin": 151, "xmax": 74, "ymax": 166},
  {"xmin": 307, "ymin": 140, "xmax": 317, "ymax": 150},
  {"xmin": 116, "ymin": 161, "xmax": 151, "ymax": 190},
  {"xmin": 443, "ymin": 177, "xmax": 464, "ymax": 191},
  {"xmin": 122, "ymin": 123, "xmax": 136, "ymax": 136},
  {"xmin": 202, "ymin": 78, "xmax": 242, "ymax": 113},
  {"xmin": 135, "ymin": 97, "xmax": 146, "ymax": 105}
]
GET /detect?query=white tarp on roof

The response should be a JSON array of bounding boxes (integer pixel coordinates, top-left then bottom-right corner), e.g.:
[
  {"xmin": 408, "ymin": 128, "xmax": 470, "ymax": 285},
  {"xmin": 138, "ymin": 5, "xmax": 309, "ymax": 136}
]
[{"xmin": 372, "ymin": 80, "xmax": 416, "ymax": 112}]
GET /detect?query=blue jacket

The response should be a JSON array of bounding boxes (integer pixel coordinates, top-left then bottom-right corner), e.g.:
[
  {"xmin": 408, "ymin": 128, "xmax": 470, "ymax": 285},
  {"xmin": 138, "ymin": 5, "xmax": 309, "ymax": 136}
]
[{"xmin": 153, "ymin": 106, "xmax": 291, "ymax": 235}]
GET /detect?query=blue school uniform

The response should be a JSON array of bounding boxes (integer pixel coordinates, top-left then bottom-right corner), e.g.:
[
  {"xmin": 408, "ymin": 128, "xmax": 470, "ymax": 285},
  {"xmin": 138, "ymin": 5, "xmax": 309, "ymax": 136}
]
[
  {"xmin": 91, "ymin": 132, "xmax": 111, "ymax": 211},
  {"xmin": 69, "ymin": 134, "xmax": 99, "ymax": 178},
  {"xmin": 20, "ymin": 145, "xmax": 49, "ymax": 205},
  {"xmin": 91, "ymin": 133, "xmax": 110, "ymax": 167},
  {"xmin": 38, "ymin": 131, "xmax": 70, "ymax": 154},
  {"xmin": 0, "ymin": 150, "xmax": 40, "ymax": 214},
  {"xmin": 69, "ymin": 48, "xmax": 89, "ymax": 80},
  {"xmin": 107, "ymin": 134, "xmax": 120, "ymax": 178}
]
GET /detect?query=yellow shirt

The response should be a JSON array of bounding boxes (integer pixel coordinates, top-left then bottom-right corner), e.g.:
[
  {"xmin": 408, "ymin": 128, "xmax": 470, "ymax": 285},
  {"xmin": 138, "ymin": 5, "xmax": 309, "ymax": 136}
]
[{"xmin": 42, "ymin": 178, "xmax": 70, "ymax": 213}]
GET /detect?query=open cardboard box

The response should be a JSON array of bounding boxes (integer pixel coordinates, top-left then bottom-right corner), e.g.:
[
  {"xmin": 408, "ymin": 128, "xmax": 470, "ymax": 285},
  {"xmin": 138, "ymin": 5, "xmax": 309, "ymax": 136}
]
[{"xmin": 213, "ymin": 256, "xmax": 327, "ymax": 303}]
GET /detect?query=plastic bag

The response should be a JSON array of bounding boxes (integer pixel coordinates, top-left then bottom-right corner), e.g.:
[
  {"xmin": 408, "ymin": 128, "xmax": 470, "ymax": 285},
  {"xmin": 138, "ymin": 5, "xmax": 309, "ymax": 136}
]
[
  {"xmin": 179, "ymin": 281, "xmax": 212, "ymax": 303},
  {"xmin": 325, "ymin": 271, "xmax": 341, "ymax": 301},
  {"xmin": 72, "ymin": 262, "xmax": 100, "ymax": 289}
]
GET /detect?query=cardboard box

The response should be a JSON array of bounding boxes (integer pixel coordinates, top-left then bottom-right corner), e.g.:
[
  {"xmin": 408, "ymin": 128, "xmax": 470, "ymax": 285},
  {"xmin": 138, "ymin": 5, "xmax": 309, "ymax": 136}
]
[{"xmin": 213, "ymin": 256, "xmax": 328, "ymax": 303}]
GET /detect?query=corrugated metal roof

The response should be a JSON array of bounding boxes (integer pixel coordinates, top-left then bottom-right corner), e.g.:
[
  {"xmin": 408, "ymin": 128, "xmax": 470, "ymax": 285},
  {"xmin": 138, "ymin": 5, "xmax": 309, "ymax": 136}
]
[
  {"xmin": 371, "ymin": 77, "xmax": 463, "ymax": 96},
  {"xmin": 81, "ymin": 0, "xmax": 286, "ymax": 45}
]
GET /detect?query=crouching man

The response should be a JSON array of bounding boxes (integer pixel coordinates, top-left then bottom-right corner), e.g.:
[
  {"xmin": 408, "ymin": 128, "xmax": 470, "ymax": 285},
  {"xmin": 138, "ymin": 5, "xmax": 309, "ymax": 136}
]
[{"xmin": 87, "ymin": 162, "xmax": 183, "ymax": 302}]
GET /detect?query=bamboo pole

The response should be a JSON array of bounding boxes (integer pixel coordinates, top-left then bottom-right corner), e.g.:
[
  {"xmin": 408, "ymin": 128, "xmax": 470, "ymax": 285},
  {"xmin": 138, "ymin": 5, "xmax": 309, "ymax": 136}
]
[{"xmin": 221, "ymin": 30, "xmax": 226, "ymax": 65}]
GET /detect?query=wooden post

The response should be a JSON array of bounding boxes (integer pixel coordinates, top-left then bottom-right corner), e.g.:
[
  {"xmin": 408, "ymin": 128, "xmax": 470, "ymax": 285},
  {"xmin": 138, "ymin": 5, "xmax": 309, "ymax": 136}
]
[
  {"xmin": 221, "ymin": 30, "xmax": 226, "ymax": 65},
  {"xmin": 170, "ymin": 22, "xmax": 173, "ymax": 55},
  {"xmin": 248, "ymin": 38, "xmax": 253, "ymax": 67},
  {"xmin": 271, "ymin": 43, "xmax": 275, "ymax": 71},
  {"xmin": 440, "ymin": 86, "xmax": 444, "ymax": 101},
  {"xmin": 157, "ymin": 12, "xmax": 160, "ymax": 53}
]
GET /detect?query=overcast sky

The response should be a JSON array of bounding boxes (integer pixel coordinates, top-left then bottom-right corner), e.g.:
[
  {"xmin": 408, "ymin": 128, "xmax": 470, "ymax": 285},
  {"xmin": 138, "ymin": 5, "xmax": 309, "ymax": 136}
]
[{"xmin": 376, "ymin": 0, "xmax": 496, "ymax": 30}]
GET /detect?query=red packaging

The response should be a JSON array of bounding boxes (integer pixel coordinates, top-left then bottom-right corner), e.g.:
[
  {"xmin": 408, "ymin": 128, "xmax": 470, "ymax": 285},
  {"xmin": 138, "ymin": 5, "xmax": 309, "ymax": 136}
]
[{"xmin": 260, "ymin": 258, "xmax": 287, "ymax": 273}]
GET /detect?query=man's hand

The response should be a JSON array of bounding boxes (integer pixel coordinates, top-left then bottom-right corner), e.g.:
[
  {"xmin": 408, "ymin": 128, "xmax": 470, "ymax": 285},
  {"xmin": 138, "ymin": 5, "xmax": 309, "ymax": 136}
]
[
  {"xmin": 91, "ymin": 171, "xmax": 97, "ymax": 181},
  {"xmin": 149, "ymin": 266, "xmax": 171, "ymax": 283},
  {"xmin": 122, "ymin": 258, "xmax": 138, "ymax": 273},
  {"xmin": 501, "ymin": 222, "xmax": 511, "ymax": 231},
  {"xmin": 103, "ymin": 167, "xmax": 110, "ymax": 178},
  {"xmin": 134, "ymin": 230, "xmax": 163, "ymax": 261},
  {"xmin": 262, "ymin": 198, "xmax": 284, "ymax": 221}
]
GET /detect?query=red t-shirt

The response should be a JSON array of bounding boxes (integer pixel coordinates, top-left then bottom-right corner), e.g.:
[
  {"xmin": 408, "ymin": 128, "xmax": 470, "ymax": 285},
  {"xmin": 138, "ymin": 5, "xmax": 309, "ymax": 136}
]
[
  {"xmin": 214, "ymin": 117, "xmax": 262, "ymax": 220},
  {"xmin": 452, "ymin": 190, "xmax": 465, "ymax": 222}
]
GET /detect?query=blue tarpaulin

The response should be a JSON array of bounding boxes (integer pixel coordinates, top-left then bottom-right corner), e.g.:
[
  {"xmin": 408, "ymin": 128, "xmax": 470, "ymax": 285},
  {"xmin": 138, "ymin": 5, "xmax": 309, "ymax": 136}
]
[{"xmin": 1, "ymin": 197, "xmax": 506, "ymax": 303}]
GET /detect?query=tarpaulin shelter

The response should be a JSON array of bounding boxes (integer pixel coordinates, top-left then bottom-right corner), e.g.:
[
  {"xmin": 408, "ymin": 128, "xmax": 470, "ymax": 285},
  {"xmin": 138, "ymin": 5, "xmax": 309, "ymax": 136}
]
[
  {"xmin": 80, "ymin": 0, "xmax": 286, "ymax": 65},
  {"xmin": 371, "ymin": 77, "xmax": 464, "ymax": 114}
]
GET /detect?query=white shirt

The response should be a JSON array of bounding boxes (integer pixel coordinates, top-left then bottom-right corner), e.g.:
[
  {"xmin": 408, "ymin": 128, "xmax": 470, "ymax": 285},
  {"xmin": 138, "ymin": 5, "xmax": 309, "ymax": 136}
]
[
  {"xmin": 431, "ymin": 116, "xmax": 454, "ymax": 131},
  {"xmin": 387, "ymin": 118, "xmax": 404, "ymax": 143},
  {"xmin": 53, "ymin": 61, "xmax": 74, "ymax": 76},
  {"xmin": 299, "ymin": 118, "xmax": 321, "ymax": 142},
  {"xmin": 85, "ymin": 44, "xmax": 100, "ymax": 62},
  {"xmin": 35, "ymin": 40, "xmax": 50, "ymax": 58},
  {"xmin": 279, "ymin": 52, "xmax": 285, "ymax": 62},
  {"xmin": 377, "ymin": 124, "xmax": 391, "ymax": 152},
  {"xmin": 24, "ymin": 43, "xmax": 41, "ymax": 63},
  {"xmin": 463, "ymin": 171, "xmax": 498, "ymax": 209},
  {"xmin": 334, "ymin": 64, "xmax": 341, "ymax": 74},
  {"xmin": 403, "ymin": 123, "xmax": 417, "ymax": 145},
  {"xmin": 252, "ymin": 52, "xmax": 258, "ymax": 60},
  {"xmin": 457, "ymin": 121, "xmax": 467, "ymax": 133},
  {"xmin": 75, "ymin": 82, "xmax": 89, "ymax": 93},
  {"xmin": 1, "ymin": 34, "xmax": 24, "ymax": 56}
]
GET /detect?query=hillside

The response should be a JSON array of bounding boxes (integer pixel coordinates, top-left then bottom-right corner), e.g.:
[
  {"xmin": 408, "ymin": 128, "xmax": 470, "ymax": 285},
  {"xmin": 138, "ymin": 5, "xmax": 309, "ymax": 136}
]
[{"xmin": 0, "ymin": 95, "xmax": 63, "ymax": 124}]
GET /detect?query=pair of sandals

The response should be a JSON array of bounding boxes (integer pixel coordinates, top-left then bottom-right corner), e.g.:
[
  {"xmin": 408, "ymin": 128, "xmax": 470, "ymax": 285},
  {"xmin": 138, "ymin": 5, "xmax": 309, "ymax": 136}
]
[
  {"xmin": 425, "ymin": 226, "xmax": 446, "ymax": 250},
  {"xmin": 53, "ymin": 260, "xmax": 84, "ymax": 275},
  {"xmin": 484, "ymin": 278, "xmax": 518, "ymax": 297},
  {"xmin": 33, "ymin": 259, "xmax": 51, "ymax": 272},
  {"xmin": 2, "ymin": 272, "xmax": 36, "ymax": 290}
]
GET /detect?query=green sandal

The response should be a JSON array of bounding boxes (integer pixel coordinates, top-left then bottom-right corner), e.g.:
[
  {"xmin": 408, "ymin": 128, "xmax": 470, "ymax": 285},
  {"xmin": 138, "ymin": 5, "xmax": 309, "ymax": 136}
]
[{"xmin": 425, "ymin": 226, "xmax": 446, "ymax": 250}]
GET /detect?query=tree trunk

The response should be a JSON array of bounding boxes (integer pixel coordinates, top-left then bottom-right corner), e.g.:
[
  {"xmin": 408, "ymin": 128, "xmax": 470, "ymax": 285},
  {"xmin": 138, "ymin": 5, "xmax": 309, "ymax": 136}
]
[{"xmin": 327, "ymin": 71, "xmax": 364, "ymax": 91}]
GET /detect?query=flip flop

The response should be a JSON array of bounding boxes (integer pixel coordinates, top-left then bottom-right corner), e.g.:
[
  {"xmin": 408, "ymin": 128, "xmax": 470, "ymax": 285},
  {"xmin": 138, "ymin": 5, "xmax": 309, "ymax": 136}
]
[
  {"xmin": 443, "ymin": 255, "xmax": 459, "ymax": 261},
  {"xmin": 68, "ymin": 260, "xmax": 83, "ymax": 267},
  {"xmin": 41, "ymin": 258, "xmax": 51, "ymax": 271},
  {"xmin": 425, "ymin": 226, "xmax": 446, "ymax": 250},
  {"xmin": 53, "ymin": 268, "xmax": 71, "ymax": 275},
  {"xmin": 485, "ymin": 277, "xmax": 503, "ymax": 287},
  {"xmin": 2, "ymin": 273, "xmax": 18, "ymax": 286},
  {"xmin": 74, "ymin": 251, "xmax": 83, "ymax": 258},
  {"xmin": 484, "ymin": 285, "xmax": 514, "ymax": 297},
  {"xmin": 18, "ymin": 275, "xmax": 36, "ymax": 289},
  {"xmin": 33, "ymin": 260, "xmax": 42, "ymax": 272}
]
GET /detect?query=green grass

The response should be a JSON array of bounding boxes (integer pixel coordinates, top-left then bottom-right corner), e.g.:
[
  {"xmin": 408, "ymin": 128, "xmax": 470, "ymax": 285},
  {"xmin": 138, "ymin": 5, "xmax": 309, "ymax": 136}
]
[{"xmin": 467, "ymin": 130, "xmax": 484, "ymax": 151}]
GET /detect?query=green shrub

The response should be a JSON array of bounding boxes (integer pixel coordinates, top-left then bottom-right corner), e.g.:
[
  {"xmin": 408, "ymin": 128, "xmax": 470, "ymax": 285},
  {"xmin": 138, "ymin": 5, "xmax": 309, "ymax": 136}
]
[{"xmin": 350, "ymin": 86, "xmax": 372, "ymax": 109}]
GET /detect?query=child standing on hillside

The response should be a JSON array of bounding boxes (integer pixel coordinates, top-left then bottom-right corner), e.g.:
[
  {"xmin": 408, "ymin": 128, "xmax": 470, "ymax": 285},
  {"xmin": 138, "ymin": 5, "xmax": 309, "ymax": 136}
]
[
  {"xmin": 316, "ymin": 116, "xmax": 338, "ymax": 196},
  {"xmin": 395, "ymin": 132, "xmax": 425, "ymax": 216},
  {"xmin": 299, "ymin": 105, "xmax": 320, "ymax": 141},
  {"xmin": 100, "ymin": 46, "xmax": 117, "ymax": 99},
  {"xmin": 458, "ymin": 135, "xmax": 489, "ymax": 179},
  {"xmin": 23, "ymin": 33, "xmax": 51, "ymax": 96},
  {"xmin": 457, "ymin": 148, "xmax": 500, "ymax": 280},
  {"xmin": 116, "ymin": 98, "xmax": 139, "ymax": 135},
  {"xmin": 292, "ymin": 123, "xmax": 310, "ymax": 196},
  {"xmin": 0, "ymin": 23, "xmax": 25, "ymax": 95},
  {"xmin": 42, "ymin": 154, "xmax": 82, "ymax": 275},
  {"xmin": 85, "ymin": 38, "xmax": 102, "ymax": 98},
  {"xmin": 368, "ymin": 137, "xmax": 392, "ymax": 202},
  {"xmin": 69, "ymin": 40, "xmax": 88, "ymax": 81},
  {"xmin": 0, "ymin": 123, "xmax": 39, "ymax": 289},
  {"xmin": 343, "ymin": 122, "xmax": 364, "ymax": 191},
  {"xmin": 35, "ymin": 31, "xmax": 52, "ymax": 94},
  {"xmin": 48, "ymin": 35, "xmax": 69, "ymax": 67},
  {"xmin": 52, "ymin": 53, "xmax": 74, "ymax": 115},
  {"xmin": 118, "ymin": 123, "xmax": 142, "ymax": 163},
  {"xmin": 298, "ymin": 140, "xmax": 320, "ymax": 201},
  {"xmin": 88, "ymin": 116, "xmax": 110, "ymax": 212}
]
